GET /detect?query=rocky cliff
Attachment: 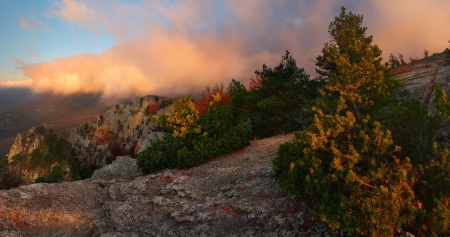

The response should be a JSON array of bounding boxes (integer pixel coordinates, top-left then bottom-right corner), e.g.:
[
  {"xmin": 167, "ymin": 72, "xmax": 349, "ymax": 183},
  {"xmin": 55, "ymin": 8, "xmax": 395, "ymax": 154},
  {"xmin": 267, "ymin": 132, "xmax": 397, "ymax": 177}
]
[
  {"xmin": 7, "ymin": 126, "xmax": 46, "ymax": 164},
  {"xmin": 5, "ymin": 126, "xmax": 72, "ymax": 185},
  {"xmin": 393, "ymin": 51, "xmax": 450, "ymax": 113},
  {"xmin": 68, "ymin": 95, "xmax": 173, "ymax": 168}
]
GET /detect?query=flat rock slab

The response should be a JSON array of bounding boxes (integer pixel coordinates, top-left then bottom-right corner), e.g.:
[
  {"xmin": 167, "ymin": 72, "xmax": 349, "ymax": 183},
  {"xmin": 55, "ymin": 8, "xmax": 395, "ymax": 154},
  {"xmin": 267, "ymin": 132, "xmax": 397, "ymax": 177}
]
[
  {"xmin": 393, "ymin": 52, "xmax": 450, "ymax": 112},
  {"xmin": 0, "ymin": 134, "xmax": 340, "ymax": 237}
]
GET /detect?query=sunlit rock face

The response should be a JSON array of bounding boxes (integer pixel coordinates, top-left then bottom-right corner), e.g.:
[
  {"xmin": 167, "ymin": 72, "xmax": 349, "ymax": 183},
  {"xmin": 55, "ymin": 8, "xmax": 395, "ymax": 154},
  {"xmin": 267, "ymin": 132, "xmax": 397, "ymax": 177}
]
[
  {"xmin": 393, "ymin": 51, "xmax": 450, "ymax": 113},
  {"xmin": 7, "ymin": 127, "xmax": 45, "ymax": 164},
  {"xmin": 68, "ymin": 95, "xmax": 174, "ymax": 168},
  {"xmin": 6, "ymin": 126, "xmax": 71, "ymax": 184}
]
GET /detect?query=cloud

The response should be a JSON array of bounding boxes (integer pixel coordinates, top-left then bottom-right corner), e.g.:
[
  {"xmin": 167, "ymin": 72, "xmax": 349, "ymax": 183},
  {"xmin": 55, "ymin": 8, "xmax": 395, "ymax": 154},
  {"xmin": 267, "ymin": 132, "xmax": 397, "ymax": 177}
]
[
  {"xmin": 0, "ymin": 79, "xmax": 32, "ymax": 88},
  {"xmin": 11, "ymin": 57, "xmax": 26, "ymax": 66},
  {"xmin": 12, "ymin": 0, "xmax": 450, "ymax": 102},
  {"xmin": 47, "ymin": 0, "xmax": 146, "ymax": 41},
  {"xmin": 17, "ymin": 15, "xmax": 50, "ymax": 32},
  {"xmin": 357, "ymin": 0, "xmax": 450, "ymax": 60},
  {"xmin": 18, "ymin": 33, "xmax": 279, "ymax": 101},
  {"xmin": 47, "ymin": 0, "xmax": 94, "ymax": 28}
]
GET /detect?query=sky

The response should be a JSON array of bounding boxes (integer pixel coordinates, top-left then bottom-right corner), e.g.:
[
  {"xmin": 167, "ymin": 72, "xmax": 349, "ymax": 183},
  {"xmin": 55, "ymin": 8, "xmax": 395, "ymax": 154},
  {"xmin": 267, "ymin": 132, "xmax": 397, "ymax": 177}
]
[{"xmin": 0, "ymin": 0, "xmax": 449, "ymax": 101}]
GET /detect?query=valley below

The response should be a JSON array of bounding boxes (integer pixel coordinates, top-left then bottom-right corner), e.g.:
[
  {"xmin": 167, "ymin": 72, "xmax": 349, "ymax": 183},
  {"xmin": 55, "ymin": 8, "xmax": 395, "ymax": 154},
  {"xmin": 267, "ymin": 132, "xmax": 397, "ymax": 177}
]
[{"xmin": 0, "ymin": 88, "xmax": 118, "ymax": 157}]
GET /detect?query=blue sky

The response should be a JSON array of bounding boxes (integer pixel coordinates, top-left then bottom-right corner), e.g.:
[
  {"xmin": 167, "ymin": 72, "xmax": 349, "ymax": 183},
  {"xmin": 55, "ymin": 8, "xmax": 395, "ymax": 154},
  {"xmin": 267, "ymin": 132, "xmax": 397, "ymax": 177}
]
[
  {"xmin": 0, "ymin": 0, "xmax": 116, "ymax": 81},
  {"xmin": 0, "ymin": 0, "xmax": 449, "ymax": 100}
]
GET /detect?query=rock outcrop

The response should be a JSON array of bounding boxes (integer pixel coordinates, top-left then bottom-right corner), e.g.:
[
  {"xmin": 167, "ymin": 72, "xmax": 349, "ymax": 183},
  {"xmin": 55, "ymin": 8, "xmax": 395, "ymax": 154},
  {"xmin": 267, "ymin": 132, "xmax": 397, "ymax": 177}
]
[
  {"xmin": 7, "ymin": 126, "xmax": 46, "ymax": 164},
  {"xmin": 0, "ymin": 134, "xmax": 344, "ymax": 236},
  {"xmin": 393, "ymin": 51, "xmax": 450, "ymax": 113},
  {"xmin": 6, "ymin": 125, "xmax": 72, "ymax": 185},
  {"xmin": 68, "ymin": 95, "xmax": 173, "ymax": 168}
]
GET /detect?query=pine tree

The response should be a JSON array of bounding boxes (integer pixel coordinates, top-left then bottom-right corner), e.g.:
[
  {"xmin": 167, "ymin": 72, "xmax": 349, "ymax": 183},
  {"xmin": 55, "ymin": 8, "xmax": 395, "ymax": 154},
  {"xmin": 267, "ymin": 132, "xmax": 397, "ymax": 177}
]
[
  {"xmin": 273, "ymin": 7, "xmax": 414, "ymax": 236},
  {"xmin": 388, "ymin": 53, "xmax": 401, "ymax": 68},
  {"xmin": 229, "ymin": 51, "xmax": 323, "ymax": 138}
]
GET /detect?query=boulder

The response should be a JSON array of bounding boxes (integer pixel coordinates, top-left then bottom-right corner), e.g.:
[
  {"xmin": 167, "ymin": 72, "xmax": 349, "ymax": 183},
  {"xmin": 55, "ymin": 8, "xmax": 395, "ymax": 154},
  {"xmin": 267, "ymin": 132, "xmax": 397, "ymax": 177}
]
[
  {"xmin": 137, "ymin": 131, "xmax": 165, "ymax": 154},
  {"xmin": 91, "ymin": 156, "xmax": 142, "ymax": 181}
]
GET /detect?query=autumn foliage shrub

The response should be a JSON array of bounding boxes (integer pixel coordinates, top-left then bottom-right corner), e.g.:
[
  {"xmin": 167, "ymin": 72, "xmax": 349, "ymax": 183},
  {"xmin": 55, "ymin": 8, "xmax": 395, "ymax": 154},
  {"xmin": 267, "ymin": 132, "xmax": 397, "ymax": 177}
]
[
  {"xmin": 136, "ymin": 94, "xmax": 251, "ymax": 174},
  {"xmin": 194, "ymin": 84, "xmax": 231, "ymax": 115}
]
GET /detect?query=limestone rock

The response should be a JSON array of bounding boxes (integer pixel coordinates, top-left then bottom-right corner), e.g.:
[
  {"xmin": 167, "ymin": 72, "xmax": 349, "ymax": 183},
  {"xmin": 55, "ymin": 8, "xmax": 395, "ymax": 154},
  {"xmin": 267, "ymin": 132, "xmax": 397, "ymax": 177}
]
[
  {"xmin": 91, "ymin": 156, "xmax": 142, "ymax": 181},
  {"xmin": 137, "ymin": 131, "xmax": 165, "ymax": 154},
  {"xmin": 5, "ymin": 125, "xmax": 72, "ymax": 185},
  {"xmin": 7, "ymin": 126, "xmax": 46, "ymax": 163},
  {"xmin": 393, "ymin": 52, "xmax": 450, "ymax": 113},
  {"xmin": 68, "ymin": 95, "xmax": 174, "ymax": 168}
]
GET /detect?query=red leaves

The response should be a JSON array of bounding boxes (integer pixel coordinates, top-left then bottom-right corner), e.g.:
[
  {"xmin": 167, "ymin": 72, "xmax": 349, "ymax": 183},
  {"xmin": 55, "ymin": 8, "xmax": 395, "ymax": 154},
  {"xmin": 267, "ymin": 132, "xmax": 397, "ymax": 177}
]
[
  {"xmin": 249, "ymin": 77, "xmax": 263, "ymax": 91},
  {"xmin": 149, "ymin": 102, "xmax": 159, "ymax": 116},
  {"xmin": 194, "ymin": 84, "xmax": 231, "ymax": 115}
]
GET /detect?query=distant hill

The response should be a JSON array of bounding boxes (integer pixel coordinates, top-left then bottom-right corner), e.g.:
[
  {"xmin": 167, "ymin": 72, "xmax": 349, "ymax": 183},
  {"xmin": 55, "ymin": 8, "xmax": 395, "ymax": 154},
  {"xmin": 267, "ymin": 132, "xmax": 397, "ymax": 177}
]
[{"xmin": 0, "ymin": 88, "xmax": 106, "ymax": 156}]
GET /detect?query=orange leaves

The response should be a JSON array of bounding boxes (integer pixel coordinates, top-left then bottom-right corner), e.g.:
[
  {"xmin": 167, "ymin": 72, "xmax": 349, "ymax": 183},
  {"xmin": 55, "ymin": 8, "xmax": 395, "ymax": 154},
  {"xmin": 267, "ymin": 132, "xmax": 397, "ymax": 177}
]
[
  {"xmin": 149, "ymin": 102, "xmax": 159, "ymax": 116},
  {"xmin": 415, "ymin": 200, "xmax": 423, "ymax": 209},
  {"xmin": 94, "ymin": 126, "xmax": 110, "ymax": 146},
  {"xmin": 290, "ymin": 162, "xmax": 295, "ymax": 170},
  {"xmin": 160, "ymin": 95, "xmax": 201, "ymax": 138},
  {"xmin": 194, "ymin": 84, "xmax": 230, "ymax": 115}
]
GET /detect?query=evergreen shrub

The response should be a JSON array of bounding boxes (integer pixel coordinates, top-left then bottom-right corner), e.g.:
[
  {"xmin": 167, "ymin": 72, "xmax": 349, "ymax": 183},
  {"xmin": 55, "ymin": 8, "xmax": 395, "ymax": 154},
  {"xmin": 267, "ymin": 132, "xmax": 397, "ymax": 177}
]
[{"xmin": 137, "ymin": 94, "xmax": 251, "ymax": 174}]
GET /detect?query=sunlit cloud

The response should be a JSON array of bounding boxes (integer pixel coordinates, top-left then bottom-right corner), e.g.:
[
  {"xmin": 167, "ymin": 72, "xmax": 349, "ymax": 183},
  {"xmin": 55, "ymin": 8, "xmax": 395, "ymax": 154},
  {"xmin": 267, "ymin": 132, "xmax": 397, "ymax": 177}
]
[
  {"xmin": 10, "ymin": 0, "xmax": 450, "ymax": 102},
  {"xmin": 18, "ymin": 34, "xmax": 279, "ymax": 100},
  {"xmin": 17, "ymin": 15, "xmax": 50, "ymax": 32},
  {"xmin": 47, "ymin": 0, "xmax": 94, "ymax": 29},
  {"xmin": 0, "ymin": 79, "xmax": 32, "ymax": 88}
]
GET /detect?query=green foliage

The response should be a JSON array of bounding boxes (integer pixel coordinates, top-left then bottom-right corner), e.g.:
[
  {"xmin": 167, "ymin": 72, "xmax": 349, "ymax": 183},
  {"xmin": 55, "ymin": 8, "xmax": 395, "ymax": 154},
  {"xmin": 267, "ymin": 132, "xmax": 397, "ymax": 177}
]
[
  {"xmin": 137, "ymin": 95, "xmax": 251, "ymax": 174},
  {"xmin": 47, "ymin": 165, "xmax": 66, "ymax": 183},
  {"xmin": 229, "ymin": 51, "xmax": 324, "ymax": 138},
  {"xmin": 446, "ymin": 41, "xmax": 450, "ymax": 65},
  {"xmin": 274, "ymin": 7, "xmax": 450, "ymax": 237},
  {"xmin": 34, "ymin": 177, "xmax": 46, "ymax": 183},
  {"xmin": 273, "ymin": 7, "xmax": 415, "ymax": 236},
  {"xmin": 228, "ymin": 79, "xmax": 248, "ymax": 110},
  {"xmin": 0, "ymin": 168, "xmax": 23, "ymax": 190},
  {"xmin": 387, "ymin": 53, "xmax": 407, "ymax": 69},
  {"xmin": 407, "ymin": 87, "xmax": 450, "ymax": 236}
]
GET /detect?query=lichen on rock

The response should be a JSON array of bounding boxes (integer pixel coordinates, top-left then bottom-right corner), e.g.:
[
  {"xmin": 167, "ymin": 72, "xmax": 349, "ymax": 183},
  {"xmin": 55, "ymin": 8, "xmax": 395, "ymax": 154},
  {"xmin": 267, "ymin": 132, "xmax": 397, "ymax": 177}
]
[{"xmin": 91, "ymin": 156, "xmax": 142, "ymax": 181}]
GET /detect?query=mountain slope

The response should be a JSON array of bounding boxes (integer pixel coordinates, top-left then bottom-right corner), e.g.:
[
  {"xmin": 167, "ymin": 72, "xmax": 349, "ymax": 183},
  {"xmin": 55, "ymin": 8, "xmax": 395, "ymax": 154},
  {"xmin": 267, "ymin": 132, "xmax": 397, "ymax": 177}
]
[{"xmin": 0, "ymin": 133, "xmax": 339, "ymax": 236}]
